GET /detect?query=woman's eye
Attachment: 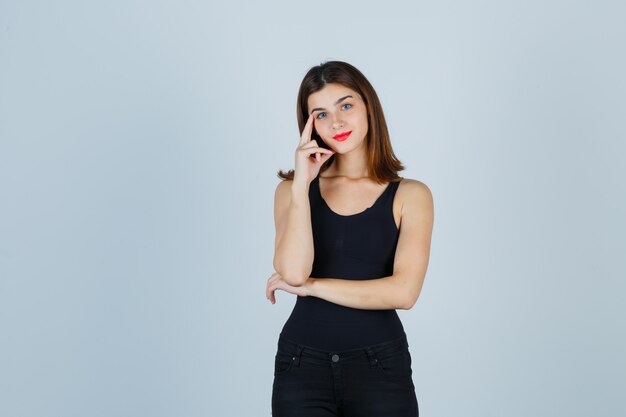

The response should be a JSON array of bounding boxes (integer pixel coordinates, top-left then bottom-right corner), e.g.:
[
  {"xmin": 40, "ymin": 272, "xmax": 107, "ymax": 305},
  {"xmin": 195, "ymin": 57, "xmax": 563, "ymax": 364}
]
[{"xmin": 315, "ymin": 105, "xmax": 350, "ymax": 119}]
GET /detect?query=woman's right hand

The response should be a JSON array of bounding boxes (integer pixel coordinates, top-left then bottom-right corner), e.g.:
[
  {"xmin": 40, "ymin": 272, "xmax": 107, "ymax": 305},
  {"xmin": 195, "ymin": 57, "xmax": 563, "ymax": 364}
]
[{"xmin": 293, "ymin": 113, "xmax": 335, "ymax": 185}]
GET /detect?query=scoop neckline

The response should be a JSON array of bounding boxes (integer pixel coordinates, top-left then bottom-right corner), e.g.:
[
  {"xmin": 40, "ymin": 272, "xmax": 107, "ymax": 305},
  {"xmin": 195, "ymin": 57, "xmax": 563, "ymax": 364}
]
[{"xmin": 315, "ymin": 176, "xmax": 392, "ymax": 218}]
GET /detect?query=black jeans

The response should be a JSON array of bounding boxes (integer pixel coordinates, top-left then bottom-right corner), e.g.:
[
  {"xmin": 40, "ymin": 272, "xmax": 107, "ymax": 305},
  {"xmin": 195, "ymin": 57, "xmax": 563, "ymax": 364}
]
[{"xmin": 271, "ymin": 333, "xmax": 418, "ymax": 417}]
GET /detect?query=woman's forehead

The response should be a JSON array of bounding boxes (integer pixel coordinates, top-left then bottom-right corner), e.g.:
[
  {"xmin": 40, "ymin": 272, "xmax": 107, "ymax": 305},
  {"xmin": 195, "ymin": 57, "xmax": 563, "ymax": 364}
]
[{"xmin": 307, "ymin": 84, "xmax": 360, "ymax": 110}]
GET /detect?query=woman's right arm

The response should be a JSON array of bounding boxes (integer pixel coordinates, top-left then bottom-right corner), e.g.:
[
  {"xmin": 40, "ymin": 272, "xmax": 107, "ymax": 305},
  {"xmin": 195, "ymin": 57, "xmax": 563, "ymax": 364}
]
[
  {"xmin": 273, "ymin": 179, "xmax": 314, "ymax": 287},
  {"xmin": 273, "ymin": 113, "xmax": 335, "ymax": 286}
]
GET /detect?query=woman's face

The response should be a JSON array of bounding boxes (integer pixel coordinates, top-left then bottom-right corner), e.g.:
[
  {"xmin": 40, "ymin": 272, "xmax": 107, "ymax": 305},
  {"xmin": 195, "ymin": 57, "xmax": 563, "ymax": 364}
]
[{"xmin": 307, "ymin": 83, "xmax": 369, "ymax": 153}]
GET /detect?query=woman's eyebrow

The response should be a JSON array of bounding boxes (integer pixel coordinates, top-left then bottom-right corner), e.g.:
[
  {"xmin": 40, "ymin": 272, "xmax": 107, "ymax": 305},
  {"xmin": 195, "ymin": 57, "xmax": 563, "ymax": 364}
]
[{"xmin": 310, "ymin": 95, "xmax": 353, "ymax": 114}]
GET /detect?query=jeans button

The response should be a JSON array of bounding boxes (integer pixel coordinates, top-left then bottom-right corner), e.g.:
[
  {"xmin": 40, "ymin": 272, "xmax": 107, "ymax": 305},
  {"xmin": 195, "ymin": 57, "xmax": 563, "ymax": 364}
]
[{"xmin": 332, "ymin": 354, "xmax": 339, "ymax": 362}]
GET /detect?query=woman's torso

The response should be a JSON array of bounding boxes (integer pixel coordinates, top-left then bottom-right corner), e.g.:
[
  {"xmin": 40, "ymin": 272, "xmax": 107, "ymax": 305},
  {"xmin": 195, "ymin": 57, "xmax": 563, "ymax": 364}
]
[{"xmin": 279, "ymin": 173, "xmax": 406, "ymax": 351}]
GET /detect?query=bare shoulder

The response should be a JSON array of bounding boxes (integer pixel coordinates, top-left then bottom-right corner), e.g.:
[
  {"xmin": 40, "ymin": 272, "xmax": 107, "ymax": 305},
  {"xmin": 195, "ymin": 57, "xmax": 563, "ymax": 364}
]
[
  {"xmin": 397, "ymin": 178, "xmax": 434, "ymax": 220},
  {"xmin": 275, "ymin": 178, "xmax": 296, "ymax": 199},
  {"xmin": 273, "ymin": 179, "xmax": 294, "ymax": 252},
  {"xmin": 398, "ymin": 178, "xmax": 433, "ymax": 201},
  {"xmin": 274, "ymin": 179, "xmax": 293, "ymax": 207},
  {"xmin": 275, "ymin": 178, "xmax": 293, "ymax": 194}
]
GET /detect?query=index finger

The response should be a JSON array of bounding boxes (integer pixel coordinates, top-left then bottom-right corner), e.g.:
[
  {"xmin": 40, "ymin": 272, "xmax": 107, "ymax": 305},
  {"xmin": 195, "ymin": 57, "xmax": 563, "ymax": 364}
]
[{"xmin": 299, "ymin": 112, "xmax": 315, "ymax": 145}]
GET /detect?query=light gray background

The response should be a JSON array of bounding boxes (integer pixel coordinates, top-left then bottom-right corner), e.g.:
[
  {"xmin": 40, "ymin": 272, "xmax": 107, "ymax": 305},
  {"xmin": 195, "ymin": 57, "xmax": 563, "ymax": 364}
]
[{"xmin": 1, "ymin": 0, "xmax": 624, "ymax": 416}]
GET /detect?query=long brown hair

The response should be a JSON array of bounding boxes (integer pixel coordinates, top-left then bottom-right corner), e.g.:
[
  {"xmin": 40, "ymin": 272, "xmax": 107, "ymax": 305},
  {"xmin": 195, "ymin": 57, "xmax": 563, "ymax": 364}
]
[{"xmin": 277, "ymin": 60, "xmax": 405, "ymax": 184}]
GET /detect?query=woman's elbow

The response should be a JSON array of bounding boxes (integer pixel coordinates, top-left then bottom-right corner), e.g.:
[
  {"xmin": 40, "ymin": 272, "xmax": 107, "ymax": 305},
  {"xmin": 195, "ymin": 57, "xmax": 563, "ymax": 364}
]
[
  {"xmin": 273, "ymin": 260, "xmax": 309, "ymax": 287},
  {"xmin": 279, "ymin": 267, "xmax": 309, "ymax": 286},
  {"xmin": 283, "ymin": 274, "xmax": 308, "ymax": 287},
  {"xmin": 401, "ymin": 291, "xmax": 421, "ymax": 310}
]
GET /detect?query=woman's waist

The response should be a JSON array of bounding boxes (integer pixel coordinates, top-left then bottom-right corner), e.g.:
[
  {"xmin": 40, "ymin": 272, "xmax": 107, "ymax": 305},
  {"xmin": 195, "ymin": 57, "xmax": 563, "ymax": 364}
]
[
  {"xmin": 277, "ymin": 295, "xmax": 406, "ymax": 350},
  {"xmin": 289, "ymin": 295, "xmax": 401, "ymax": 322},
  {"xmin": 279, "ymin": 313, "xmax": 406, "ymax": 351}
]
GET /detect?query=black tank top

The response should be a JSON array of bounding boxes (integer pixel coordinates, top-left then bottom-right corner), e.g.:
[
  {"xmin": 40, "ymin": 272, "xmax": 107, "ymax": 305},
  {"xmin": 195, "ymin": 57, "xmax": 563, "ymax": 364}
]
[{"xmin": 279, "ymin": 174, "xmax": 406, "ymax": 350}]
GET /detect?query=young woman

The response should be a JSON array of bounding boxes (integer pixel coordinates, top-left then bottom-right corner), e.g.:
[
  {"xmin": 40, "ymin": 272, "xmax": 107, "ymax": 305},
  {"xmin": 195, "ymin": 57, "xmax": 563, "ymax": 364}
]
[{"xmin": 266, "ymin": 60, "xmax": 434, "ymax": 417}]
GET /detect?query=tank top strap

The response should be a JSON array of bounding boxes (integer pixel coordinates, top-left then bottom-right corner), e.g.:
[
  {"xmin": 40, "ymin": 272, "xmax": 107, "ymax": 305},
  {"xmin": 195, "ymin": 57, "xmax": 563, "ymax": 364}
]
[{"xmin": 379, "ymin": 178, "xmax": 401, "ymax": 208}]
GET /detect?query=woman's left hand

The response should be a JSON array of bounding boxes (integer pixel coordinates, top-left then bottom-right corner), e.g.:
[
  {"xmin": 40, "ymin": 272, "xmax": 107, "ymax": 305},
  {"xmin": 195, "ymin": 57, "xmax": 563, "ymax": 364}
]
[{"xmin": 266, "ymin": 271, "xmax": 311, "ymax": 304}]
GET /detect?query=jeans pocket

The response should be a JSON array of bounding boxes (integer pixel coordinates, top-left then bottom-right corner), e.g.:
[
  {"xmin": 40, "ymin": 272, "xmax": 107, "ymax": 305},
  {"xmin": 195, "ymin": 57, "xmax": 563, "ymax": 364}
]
[
  {"xmin": 274, "ymin": 351, "xmax": 295, "ymax": 376},
  {"xmin": 376, "ymin": 348, "xmax": 413, "ymax": 379}
]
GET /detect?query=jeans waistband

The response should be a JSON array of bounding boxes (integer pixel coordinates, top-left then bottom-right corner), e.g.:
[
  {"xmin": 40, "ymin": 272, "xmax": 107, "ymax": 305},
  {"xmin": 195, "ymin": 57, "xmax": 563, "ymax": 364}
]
[{"xmin": 276, "ymin": 332, "xmax": 409, "ymax": 367}]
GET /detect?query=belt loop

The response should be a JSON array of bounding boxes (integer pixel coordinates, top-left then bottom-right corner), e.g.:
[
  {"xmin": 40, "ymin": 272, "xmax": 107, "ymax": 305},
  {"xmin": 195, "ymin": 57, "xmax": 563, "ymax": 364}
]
[
  {"xmin": 292, "ymin": 344, "xmax": 303, "ymax": 367},
  {"xmin": 365, "ymin": 347, "xmax": 378, "ymax": 368}
]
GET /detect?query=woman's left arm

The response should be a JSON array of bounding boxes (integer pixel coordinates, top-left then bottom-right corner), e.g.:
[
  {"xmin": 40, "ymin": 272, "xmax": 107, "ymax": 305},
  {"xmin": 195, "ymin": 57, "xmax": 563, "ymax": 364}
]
[
  {"xmin": 306, "ymin": 180, "xmax": 434, "ymax": 310},
  {"xmin": 267, "ymin": 180, "xmax": 434, "ymax": 310}
]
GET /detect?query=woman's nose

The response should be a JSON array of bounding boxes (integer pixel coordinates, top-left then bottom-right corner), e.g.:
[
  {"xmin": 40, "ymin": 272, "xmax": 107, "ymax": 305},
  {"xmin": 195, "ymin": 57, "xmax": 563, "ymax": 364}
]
[{"xmin": 332, "ymin": 118, "xmax": 344, "ymax": 129}]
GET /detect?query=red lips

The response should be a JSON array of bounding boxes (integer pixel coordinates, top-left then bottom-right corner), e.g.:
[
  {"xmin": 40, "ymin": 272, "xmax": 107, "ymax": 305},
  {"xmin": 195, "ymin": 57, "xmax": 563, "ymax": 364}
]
[{"xmin": 333, "ymin": 131, "xmax": 352, "ymax": 141}]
